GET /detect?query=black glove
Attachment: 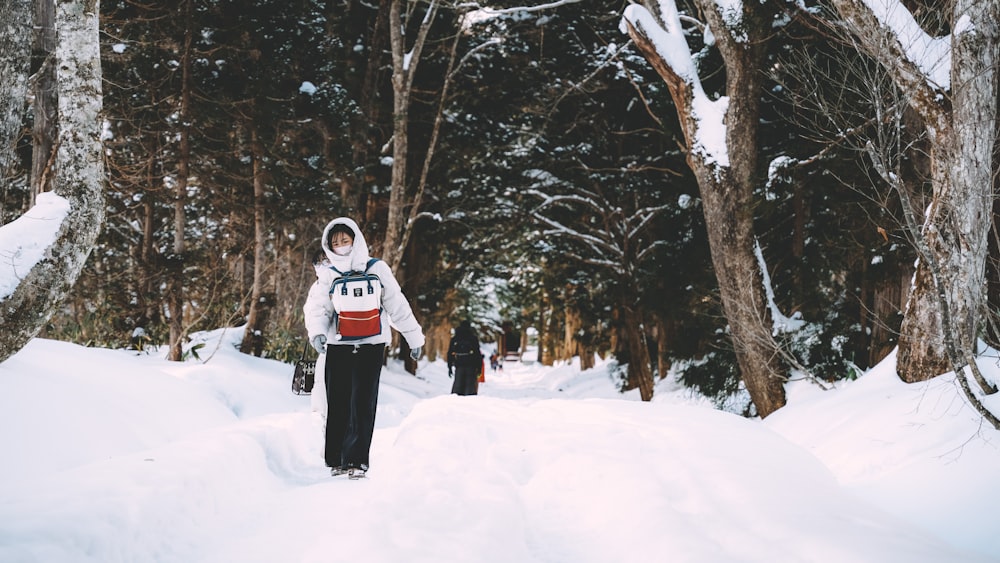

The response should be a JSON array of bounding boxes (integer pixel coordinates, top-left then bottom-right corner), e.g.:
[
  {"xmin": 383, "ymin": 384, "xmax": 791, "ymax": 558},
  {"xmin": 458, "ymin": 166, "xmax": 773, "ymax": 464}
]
[{"xmin": 448, "ymin": 367, "xmax": 453, "ymax": 378}]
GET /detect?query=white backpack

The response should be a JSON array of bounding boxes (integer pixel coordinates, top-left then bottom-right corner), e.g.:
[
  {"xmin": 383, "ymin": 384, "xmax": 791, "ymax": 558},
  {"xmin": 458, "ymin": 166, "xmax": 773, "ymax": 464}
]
[{"xmin": 328, "ymin": 258, "xmax": 383, "ymax": 340}]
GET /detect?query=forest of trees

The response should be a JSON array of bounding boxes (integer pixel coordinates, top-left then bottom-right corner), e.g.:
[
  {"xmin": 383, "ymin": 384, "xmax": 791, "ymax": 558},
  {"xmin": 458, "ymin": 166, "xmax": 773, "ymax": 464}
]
[{"xmin": 1, "ymin": 0, "xmax": 997, "ymax": 421}]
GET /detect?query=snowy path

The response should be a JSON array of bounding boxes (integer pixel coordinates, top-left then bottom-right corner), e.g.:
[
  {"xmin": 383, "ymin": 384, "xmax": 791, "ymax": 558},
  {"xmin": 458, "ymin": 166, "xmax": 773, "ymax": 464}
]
[{"xmin": 0, "ymin": 337, "xmax": 996, "ymax": 562}]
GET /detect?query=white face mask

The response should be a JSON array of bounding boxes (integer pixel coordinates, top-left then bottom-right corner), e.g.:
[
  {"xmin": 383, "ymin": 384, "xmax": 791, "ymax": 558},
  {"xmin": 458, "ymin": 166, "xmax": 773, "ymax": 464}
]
[{"xmin": 332, "ymin": 244, "xmax": 353, "ymax": 256}]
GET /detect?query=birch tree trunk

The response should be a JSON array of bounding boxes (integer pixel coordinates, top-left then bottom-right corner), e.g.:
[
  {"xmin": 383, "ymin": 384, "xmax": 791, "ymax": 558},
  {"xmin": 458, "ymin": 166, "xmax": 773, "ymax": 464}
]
[
  {"xmin": 624, "ymin": 0, "xmax": 787, "ymax": 416},
  {"xmin": 0, "ymin": 0, "xmax": 105, "ymax": 363},
  {"xmin": 831, "ymin": 0, "xmax": 1000, "ymax": 384},
  {"xmin": 0, "ymin": 0, "xmax": 31, "ymax": 180}
]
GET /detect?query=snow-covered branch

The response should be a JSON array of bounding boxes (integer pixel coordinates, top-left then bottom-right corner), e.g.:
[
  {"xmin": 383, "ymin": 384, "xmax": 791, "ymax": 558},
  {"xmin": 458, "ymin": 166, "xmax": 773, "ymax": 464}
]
[
  {"xmin": 622, "ymin": 2, "xmax": 699, "ymax": 85},
  {"xmin": 627, "ymin": 204, "xmax": 671, "ymax": 239},
  {"xmin": 0, "ymin": 194, "xmax": 70, "ymax": 300},
  {"xmin": 829, "ymin": 0, "xmax": 950, "ymax": 139},
  {"xmin": 525, "ymin": 188, "xmax": 609, "ymax": 216},
  {"xmin": 858, "ymin": 0, "xmax": 950, "ymax": 88},
  {"xmin": 551, "ymin": 245, "xmax": 621, "ymax": 271},
  {"xmin": 459, "ymin": 0, "xmax": 582, "ymax": 20},
  {"xmin": 635, "ymin": 239, "xmax": 672, "ymax": 263},
  {"xmin": 621, "ymin": 1, "xmax": 730, "ymax": 170},
  {"xmin": 531, "ymin": 210, "xmax": 621, "ymax": 259},
  {"xmin": 451, "ymin": 38, "xmax": 503, "ymax": 78},
  {"xmin": 527, "ymin": 183, "xmax": 672, "ymax": 279}
]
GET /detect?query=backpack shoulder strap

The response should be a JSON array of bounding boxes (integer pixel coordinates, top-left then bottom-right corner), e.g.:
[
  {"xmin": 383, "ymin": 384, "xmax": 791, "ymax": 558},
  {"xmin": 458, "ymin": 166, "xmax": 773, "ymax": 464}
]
[{"xmin": 328, "ymin": 260, "xmax": 380, "ymax": 295}]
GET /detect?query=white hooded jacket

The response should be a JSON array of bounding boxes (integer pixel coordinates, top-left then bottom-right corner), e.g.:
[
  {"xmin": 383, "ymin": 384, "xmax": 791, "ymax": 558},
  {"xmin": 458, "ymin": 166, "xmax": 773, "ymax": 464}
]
[{"xmin": 303, "ymin": 217, "xmax": 425, "ymax": 349}]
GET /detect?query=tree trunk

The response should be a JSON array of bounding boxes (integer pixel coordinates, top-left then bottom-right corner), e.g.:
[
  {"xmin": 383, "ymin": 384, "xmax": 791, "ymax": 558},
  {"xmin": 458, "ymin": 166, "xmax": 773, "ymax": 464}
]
[
  {"xmin": 0, "ymin": 0, "xmax": 31, "ymax": 179},
  {"xmin": 564, "ymin": 307, "xmax": 585, "ymax": 364},
  {"xmin": 240, "ymin": 127, "xmax": 271, "ymax": 356},
  {"xmin": 563, "ymin": 308, "xmax": 576, "ymax": 362},
  {"xmin": 899, "ymin": 148, "xmax": 996, "ymax": 384},
  {"xmin": 621, "ymin": 303, "xmax": 655, "ymax": 401},
  {"xmin": 396, "ymin": 18, "xmax": 463, "ymax": 265},
  {"xmin": 383, "ymin": 0, "xmax": 410, "ymax": 267},
  {"xmin": 653, "ymin": 313, "xmax": 671, "ymax": 379},
  {"xmin": 168, "ymin": 0, "xmax": 193, "ymax": 361},
  {"xmin": 791, "ymin": 178, "xmax": 807, "ymax": 301},
  {"xmin": 384, "ymin": 62, "xmax": 408, "ymax": 268},
  {"xmin": 138, "ymin": 193, "xmax": 158, "ymax": 328},
  {"xmin": 540, "ymin": 290, "xmax": 558, "ymax": 366},
  {"xmin": 383, "ymin": 0, "xmax": 439, "ymax": 272},
  {"xmin": 698, "ymin": 165, "xmax": 787, "ymax": 416},
  {"xmin": 0, "ymin": 0, "xmax": 105, "ymax": 363},
  {"xmin": 831, "ymin": 0, "xmax": 999, "ymax": 386},
  {"xmin": 625, "ymin": 0, "xmax": 787, "ymax": 416},
  {"xmin": 864, "ymin": 269, "xmax": 909, "ymax": 369},
  {"xmin": 30, "ymin": 0, "xmax": 57, "ymax": 204},
  {"xmin": 986, "ymin": 116, "xmax": 1000, "ymax": 347},
  {"xmin": 424, "ymin": 318, "xmax": 452, "ymax": 362}
]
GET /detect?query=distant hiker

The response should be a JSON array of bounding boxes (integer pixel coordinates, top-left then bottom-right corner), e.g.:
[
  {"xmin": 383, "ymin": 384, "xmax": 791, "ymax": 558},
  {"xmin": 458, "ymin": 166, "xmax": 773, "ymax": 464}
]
[
  {"xmin": 304, "ymin": 217, "xmax": 424, "ymax": 479},
  {"xmin": 489, "ymin": 351, "xmax": 499, "ymax": 372},
  {"xmin": 448, "ymin": 320, "xmax": 483, "ymax": 396}
]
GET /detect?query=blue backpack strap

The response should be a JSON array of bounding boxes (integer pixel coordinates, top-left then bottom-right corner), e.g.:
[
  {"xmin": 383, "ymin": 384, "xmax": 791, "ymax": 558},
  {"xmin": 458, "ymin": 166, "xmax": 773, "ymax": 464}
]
[
  {"xmin": 328, "ymin": 265, "xmax": 346, "ymax": 296},
  {"xmin": 328, "ymin": 259, "xmax": 382, "ymax": 296},
  {"xmin": 364, "ymin": 258, "xmax": 380, "ymax": 296},
  {"xmin": 365, "ymin": 258, "xmax": 382, "ymax": 301},
  {"xmin": 330, "ymin": 259, "xmax": 378, "ymax": 276}
]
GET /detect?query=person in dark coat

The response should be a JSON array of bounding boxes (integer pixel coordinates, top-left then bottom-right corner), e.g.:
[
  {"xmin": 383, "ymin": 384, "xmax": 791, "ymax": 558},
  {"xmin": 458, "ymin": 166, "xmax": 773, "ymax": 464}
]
[{"xmin": 447, "ymin": 320, "xmax": 483, "ymax": 396}]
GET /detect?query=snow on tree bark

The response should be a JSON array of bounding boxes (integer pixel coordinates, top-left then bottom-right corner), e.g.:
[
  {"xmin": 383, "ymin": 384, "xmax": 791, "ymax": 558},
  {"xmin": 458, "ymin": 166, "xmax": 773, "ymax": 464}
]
[
  {"xmin": 831, "ymin": 0, "xmax": 999, "ymax": 384},
  {"xmin": 0, "ymin": 0, "xmax": 105, "ymax": 363},
  {"xmin": 623, "ymin": 0, "xmax": 787, "ymax": 416}
]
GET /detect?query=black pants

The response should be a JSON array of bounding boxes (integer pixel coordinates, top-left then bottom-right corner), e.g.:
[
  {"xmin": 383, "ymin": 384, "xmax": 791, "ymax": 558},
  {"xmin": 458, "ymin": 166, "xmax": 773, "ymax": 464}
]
[
  {"xmin": 324, "ymin": 343, "xmax": 384, "ymax": 470},
  {"xmin": 451, "ymin": 363, "xmax": 479, "ymax": 396}
]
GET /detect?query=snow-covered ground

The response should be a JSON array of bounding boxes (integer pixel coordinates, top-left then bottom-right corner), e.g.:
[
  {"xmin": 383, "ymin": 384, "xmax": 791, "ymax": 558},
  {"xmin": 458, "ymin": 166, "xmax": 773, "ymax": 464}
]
[{"xmin": 1, "ymin": 328, "xmax": 998, "ymax": 562}]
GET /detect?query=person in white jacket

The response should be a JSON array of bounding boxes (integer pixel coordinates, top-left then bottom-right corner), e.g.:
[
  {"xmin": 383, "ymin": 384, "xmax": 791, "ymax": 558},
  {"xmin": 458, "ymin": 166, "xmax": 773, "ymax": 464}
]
[{"xmin": 304, "ymin": 217, "xmax": 424, "ymax": 479}]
